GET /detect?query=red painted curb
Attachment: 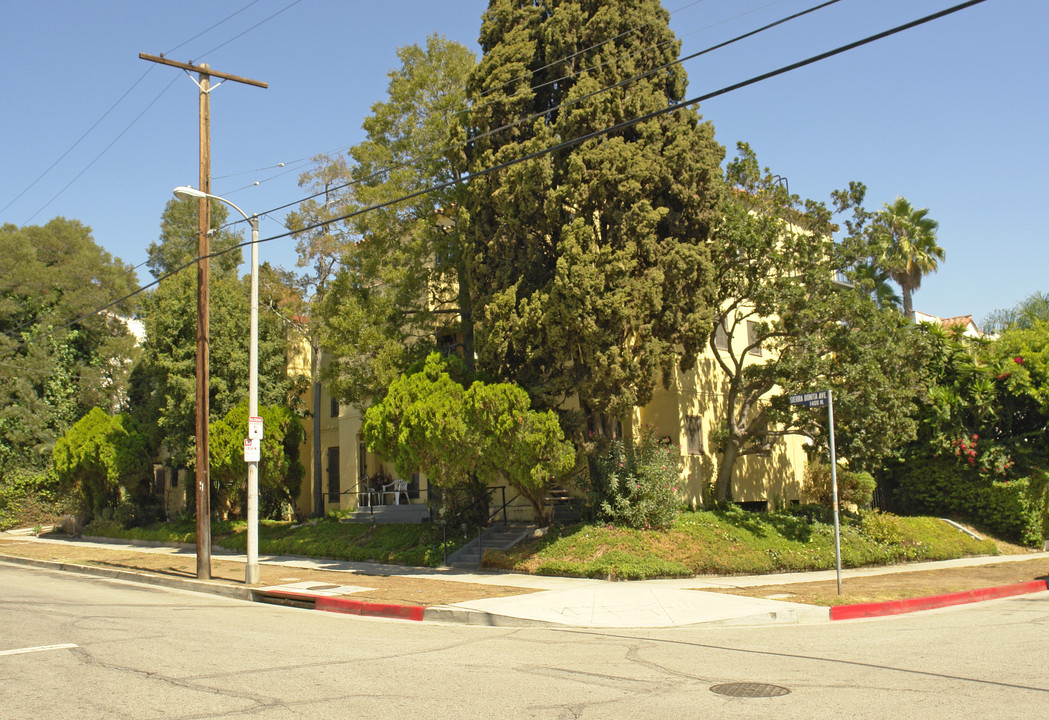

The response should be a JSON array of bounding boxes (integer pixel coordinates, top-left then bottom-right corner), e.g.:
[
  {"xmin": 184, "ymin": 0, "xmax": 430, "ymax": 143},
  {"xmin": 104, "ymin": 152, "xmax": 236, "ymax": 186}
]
[
  {"xmin": 315, "ymin": 595, "xmax": 425, "ymax": 622},
  {"xmin": 830, "ymin": 580, "xmax": 1049, "ymax": 621}
]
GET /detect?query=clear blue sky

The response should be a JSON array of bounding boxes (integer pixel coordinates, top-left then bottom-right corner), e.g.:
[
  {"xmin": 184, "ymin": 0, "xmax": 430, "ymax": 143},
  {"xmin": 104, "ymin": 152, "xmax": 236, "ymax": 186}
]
[{"xmin": 2, "ymin": 0, "xmax": 1044, "ymax": 326}]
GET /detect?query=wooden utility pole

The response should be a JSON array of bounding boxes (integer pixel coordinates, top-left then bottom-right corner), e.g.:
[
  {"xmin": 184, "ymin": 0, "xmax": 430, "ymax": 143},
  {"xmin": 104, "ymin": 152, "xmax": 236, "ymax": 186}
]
[{"xmin": 139, "ymin": 53, "xmax": 267, "ymax": 579}]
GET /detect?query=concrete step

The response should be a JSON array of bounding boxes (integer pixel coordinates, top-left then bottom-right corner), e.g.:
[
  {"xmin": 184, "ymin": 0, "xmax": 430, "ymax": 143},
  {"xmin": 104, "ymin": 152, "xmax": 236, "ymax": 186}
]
[
  {"xmin": 446, "ymin": 523, "xmax": 538, "ymax": 568},
  {"xmin": 339, "ymin": 504, "xmax": 430, "ymax": 524}
]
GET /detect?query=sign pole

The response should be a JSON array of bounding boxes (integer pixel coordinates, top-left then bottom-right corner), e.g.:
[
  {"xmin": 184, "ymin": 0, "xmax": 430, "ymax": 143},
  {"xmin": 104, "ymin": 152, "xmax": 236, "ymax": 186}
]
[
  {"xmin": 828, "ymin": 389, "xmax": 842, "ymax": 595},
  {"xmin": 788, "ymin": 389, "xmax": 842, "ymax": 595}
]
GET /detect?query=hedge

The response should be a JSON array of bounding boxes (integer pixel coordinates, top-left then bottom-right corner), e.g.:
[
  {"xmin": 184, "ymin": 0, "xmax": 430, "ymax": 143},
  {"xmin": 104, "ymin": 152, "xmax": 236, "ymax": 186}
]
[{"xmin": 895, "ymin": 456, "xmax": 1048, "ymax": 546}]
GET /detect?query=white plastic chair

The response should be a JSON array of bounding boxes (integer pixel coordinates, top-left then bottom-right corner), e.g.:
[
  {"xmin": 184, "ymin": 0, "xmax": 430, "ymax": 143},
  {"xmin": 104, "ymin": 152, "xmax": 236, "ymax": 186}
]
[{"xmin": 383, "ymin": 479, "xmax": 411, "ymax": 505}]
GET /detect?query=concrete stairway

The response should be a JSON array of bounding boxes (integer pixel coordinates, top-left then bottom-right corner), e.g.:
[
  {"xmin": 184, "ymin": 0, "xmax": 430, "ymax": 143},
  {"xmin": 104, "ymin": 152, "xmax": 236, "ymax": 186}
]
[
  {"xmin": 446, "ymin": 523, "xmax": 539, "ymax": 568},
  {"xmin": 339, "ymin": 503, "xmax": 430, "ymax": 524}
]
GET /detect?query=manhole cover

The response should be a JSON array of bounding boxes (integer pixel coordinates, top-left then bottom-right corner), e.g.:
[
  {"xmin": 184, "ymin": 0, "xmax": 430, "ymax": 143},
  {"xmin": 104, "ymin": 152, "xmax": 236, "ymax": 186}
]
[{"xmin": 710, "ymin": 682, "xmax": 790, "ymax": 698}]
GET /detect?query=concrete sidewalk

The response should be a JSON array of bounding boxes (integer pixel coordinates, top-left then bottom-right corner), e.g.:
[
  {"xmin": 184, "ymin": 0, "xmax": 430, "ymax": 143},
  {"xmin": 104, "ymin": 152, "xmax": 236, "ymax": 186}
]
[{"xmin": 3, "ymin": 532, "xmax": 1047, "ymax": 628}]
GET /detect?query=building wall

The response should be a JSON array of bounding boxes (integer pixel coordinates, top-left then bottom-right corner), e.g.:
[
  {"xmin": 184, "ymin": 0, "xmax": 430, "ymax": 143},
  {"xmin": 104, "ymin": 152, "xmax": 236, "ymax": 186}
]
[{"xmin": 635, "ymin": 335, "xmax": 810, "ymax": 509}]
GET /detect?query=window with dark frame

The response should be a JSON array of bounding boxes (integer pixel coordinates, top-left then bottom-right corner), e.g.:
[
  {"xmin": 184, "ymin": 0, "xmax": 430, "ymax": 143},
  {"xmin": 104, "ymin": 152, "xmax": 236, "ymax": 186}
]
[
  {"xmin": 685, "ymin": 416, "xmax": 703, "ymax": 455},
  {"xmin": 746, "ymin": 321, "xmax": 762, "ymax": 356},
  {"xmin": 330, "ymin": 396, "xmax": 339, "ymax": 418},
  {"xmin": 327, "ymin": 447, "xmax": 340, "ymax": 502},
  {"xmin": 714, "ymin": 321, "xmax": 729, "ymax": 350}
]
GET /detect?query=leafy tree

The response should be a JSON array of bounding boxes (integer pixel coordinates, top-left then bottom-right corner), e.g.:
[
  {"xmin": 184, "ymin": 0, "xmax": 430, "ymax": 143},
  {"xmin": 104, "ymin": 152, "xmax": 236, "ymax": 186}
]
[
  {"xmin": 52, "ymin": 407, "xmax": 148, "ymax": 520},
  {"xmin": 983, "ymin": 290, "xmax": 1049, "ymax": 334},
  {"xmin": 133, "ymin": 201, "xmax": 296, "ymax": 468},
  {"xmin": 707, "ymin": 145, "xmax": 925, "ymax": 500},
  {"xmin": 462, "ymin": 0, "xmax": 724, "ymax": 436},
  {"xmin": 210, "ymin": 400, "xmax": 306, "ymax": 521},
  {"xmin": 906, "ymin": 320, "xmax": 1049, "ymax": 478},
  {"xmin": 363, "ymin": 353, "xmax": 575, "ymax": 523},
  {"xmin": 0, "ymin": 218, "xmax": 139, "ymax": 474},
  {"xmin": 294, "ymin": 35, "xmax": 477, "ymax": 408},
  {"xmin": 145, "ymin": 197, "xmax": 242, "ymax": 278},
  {"xmin": 869, "ymin": 197, "xmax": 944, "ymax": 319},
  {"xmin": 890, "ymin": 321, "xmax": 1049, "ymax": 543}
]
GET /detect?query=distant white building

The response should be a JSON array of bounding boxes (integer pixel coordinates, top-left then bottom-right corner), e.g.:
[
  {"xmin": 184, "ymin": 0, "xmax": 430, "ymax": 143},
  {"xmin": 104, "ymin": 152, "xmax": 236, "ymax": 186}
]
[{"xmin": 912, "ymin": 311, "xmax": 991, "ymax": 339}]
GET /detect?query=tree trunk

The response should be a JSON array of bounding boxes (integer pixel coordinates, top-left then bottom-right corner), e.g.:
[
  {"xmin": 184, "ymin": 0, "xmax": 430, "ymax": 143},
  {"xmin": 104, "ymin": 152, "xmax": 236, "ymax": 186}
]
[
  {"xmin": 456, "ymin": 256, "xmax": 475, "ymax": 374},
  {"xmin": 311, "ymin": 342, "xmax": 323, "ymax": 517},
  {"xmin": 714, "ymin": 439, "xmax": 741, "ymax": 503}
]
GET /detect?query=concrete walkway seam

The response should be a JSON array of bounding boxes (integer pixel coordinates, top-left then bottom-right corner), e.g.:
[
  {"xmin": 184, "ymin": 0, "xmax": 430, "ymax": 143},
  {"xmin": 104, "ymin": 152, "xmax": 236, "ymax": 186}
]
[{"xmin": 830, "ymin": 579, "xmax": 1049, "ymax": 621}]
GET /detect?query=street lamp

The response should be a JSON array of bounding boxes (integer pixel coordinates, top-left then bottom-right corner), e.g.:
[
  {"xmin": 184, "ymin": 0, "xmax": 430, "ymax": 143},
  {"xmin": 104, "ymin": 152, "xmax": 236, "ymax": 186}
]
[{"xmin": 173, "ymin": 185, "xmax": 261, "ymax": 585}]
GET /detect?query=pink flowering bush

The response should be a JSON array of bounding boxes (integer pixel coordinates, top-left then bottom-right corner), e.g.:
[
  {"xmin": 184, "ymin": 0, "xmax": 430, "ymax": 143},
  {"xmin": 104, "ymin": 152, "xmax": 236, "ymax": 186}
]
[{"xmin": 590, "ymin": 426, "xmax": 682, "ymax": 530}]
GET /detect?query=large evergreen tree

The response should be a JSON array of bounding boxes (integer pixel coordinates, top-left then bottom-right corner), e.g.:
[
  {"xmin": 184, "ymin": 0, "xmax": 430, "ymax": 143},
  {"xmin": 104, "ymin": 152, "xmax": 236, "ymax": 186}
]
[
  {"xmin": 295, "ymin": 35, "xmax": 477, "ymax": 408},
  {"xmin": 132, "ymin": 199, "xmax": 295, "ymax": 467},
  {"xmin": 463, "ymin": 0, "xmax": 724, "ymax": 437},
  {"xmin": 0, "ymin": 218, "xmax": 139, "ymax": 473}
]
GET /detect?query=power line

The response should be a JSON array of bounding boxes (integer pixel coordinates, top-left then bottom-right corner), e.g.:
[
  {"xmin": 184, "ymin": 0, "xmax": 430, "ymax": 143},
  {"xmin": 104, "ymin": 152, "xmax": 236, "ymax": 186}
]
[
  {"xmin": 249, "ymin": 0, "xmax": 847, "ymax": 219},
  {"xmin": 2, "ymin": 0, "xmax": 989, "ymax": 358},
  {"xmin": 221, "ymin": 0, "xmax": 786, "ymax": 201},
  {"xmin": 22, "ymin": 74, "xmax": 183, "ymax": 225},
  {"xmin": 193, "ymin": 0, "xmax": 304, "ymax": 59},
  {"xmin": 3, "ymin": 0, "xmax": 293, "ymax": 224},
  {"xmin": 210, "ymin": 0, "xmax": 748, "ymax": 198},
  {"xmin": 0, "ymin": 67, "xmax": 157, "ymax": 217},
  {"xmin": 254, "ymin": 0, "xmax": 992, "ymax": 245}
]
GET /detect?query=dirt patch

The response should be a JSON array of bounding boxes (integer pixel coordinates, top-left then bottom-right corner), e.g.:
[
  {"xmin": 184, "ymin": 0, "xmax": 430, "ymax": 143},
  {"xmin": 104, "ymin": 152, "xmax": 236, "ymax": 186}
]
[
  {"xmin": 0, "ymin": 536, "xmax": 534, "ymax": 606},
  {"xmin": 703, "ymin": 558, "xmax": 1049, "ymax": 606}
]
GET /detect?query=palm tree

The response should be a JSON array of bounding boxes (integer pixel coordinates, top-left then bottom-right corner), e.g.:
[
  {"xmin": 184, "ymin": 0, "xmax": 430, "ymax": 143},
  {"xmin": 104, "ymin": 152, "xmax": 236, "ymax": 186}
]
[
  {"xmin": 870, "ymin": 197, "xmax": 944, "ymax": 319},
  {"xmin": 853, "ymin": 261, "xmax": 902, "ymax": 311}
]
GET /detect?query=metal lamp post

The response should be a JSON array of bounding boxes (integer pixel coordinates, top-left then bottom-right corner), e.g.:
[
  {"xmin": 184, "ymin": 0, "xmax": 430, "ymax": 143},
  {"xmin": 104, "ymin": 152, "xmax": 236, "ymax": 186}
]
[{"xmin": 173, "ymin": 186, "xmax": 261, "ymax": 585}]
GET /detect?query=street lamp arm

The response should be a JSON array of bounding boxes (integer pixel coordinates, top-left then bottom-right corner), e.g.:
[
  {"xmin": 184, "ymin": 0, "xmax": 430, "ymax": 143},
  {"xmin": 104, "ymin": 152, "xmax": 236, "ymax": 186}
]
[{"xmin": 173, "ymin": 185, "xmax": 252, "ymax": 223}]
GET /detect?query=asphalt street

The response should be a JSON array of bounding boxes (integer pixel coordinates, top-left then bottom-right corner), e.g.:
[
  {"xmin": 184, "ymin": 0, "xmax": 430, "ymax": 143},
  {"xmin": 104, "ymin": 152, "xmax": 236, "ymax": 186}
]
[{"xmin": 3, "ymin": 563, "xmax": 1048, "ymax": 719}]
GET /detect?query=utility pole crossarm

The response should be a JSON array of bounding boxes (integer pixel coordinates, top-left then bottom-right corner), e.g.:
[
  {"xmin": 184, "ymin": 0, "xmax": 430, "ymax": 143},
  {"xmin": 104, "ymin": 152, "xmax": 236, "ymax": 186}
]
[{"xmin": 139, "ymin": 53, "xmax": 269, "ymax": 88}]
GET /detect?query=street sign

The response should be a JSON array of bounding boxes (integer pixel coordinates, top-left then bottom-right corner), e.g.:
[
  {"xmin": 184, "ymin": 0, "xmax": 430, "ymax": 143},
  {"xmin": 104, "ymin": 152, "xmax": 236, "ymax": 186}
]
[
  {"xmin": 789, "ymin": 390, "xmax": 828, "ymax": 408},
  {"xmin": 248, "ymin": 416, "xmax": 264, "ymax": 440},
  {"xmin": 244, "ymin": 438, "xmax": 261, "ymax": 463}
]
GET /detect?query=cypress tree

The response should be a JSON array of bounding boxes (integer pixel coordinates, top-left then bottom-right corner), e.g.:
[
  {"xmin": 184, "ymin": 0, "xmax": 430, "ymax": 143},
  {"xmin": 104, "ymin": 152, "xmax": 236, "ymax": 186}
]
[{"xmin": 464, "ymin": 0, "xmax": 724, "ymax": 437}]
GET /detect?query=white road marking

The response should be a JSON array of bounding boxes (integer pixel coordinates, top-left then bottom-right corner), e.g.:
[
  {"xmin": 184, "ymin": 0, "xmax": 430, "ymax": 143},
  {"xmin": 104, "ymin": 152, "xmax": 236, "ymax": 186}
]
[{"xmin": 0, "ymin": 643, "xmax": 78, "ymax": 656}]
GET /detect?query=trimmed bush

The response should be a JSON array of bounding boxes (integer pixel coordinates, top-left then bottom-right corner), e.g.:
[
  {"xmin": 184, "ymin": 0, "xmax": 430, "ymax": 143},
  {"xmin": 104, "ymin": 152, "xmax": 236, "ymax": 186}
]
[
  {"xmin": 0, "ymin": 467, "xmax": 70, "ymax": 530},
  {"xmin": 806, "ymin": 463, "xmax": 877, "ymax": 509},
  {"xmin": 895, "ymin": 456, "xmax": 1048, "ymax": 546}
]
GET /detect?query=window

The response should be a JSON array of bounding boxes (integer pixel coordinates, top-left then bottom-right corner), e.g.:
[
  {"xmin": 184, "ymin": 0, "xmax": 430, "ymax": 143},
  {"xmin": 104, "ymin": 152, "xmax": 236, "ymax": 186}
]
[
  {"xmin": 746, "ymin": 321, "xmax": 762, "ymax": 356},
  {"xmin": 684, "ymin": 416, "xmax": 703, "ymax": 455},
  {"xmin": 327, "ymin": 447, "xmax": 340, "ymax": 502},
  {"xmin": 714, "ymin": 322, "xmax": 729, "ymax": 350},
  {"xmin": 330, "ymin": 397, "xmax": 339, "ymax": 418}
]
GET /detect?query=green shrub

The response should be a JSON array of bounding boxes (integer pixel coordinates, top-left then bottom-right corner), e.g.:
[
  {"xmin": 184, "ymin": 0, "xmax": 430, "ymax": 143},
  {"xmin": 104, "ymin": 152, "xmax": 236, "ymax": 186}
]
[
  {"xmin": 806, "ymin": 463, "xmax": 877, "ymax": 509},
  {"xmin": 590, "ymin": 427, "xmax": 682, "ymax": 530},
  {"xmin": 0, "ymin": 467, "xmax": 70, "ymax": 530},
  {"xmin": 857, "ymin": 510, "xmax": 904, "ymax": 545}
]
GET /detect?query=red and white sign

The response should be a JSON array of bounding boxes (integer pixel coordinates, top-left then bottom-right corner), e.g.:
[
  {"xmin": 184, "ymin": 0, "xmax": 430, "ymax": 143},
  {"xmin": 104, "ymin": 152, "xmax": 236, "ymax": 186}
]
[
  {"xmin": 244, "ymin": 438, "xmax": 261, "ymax": 463},
  {"xmin": 248, "ymin": 416, "xmax": 264, "ymax": 440}
]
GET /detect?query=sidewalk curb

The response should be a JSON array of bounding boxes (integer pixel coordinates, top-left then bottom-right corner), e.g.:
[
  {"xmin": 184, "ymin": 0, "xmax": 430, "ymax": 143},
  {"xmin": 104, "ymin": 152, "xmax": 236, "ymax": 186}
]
[
  {"xmin": 254, "ymin": 587, "xmax": 426, "ymax": 621},
  {"xmin": 1, "ymin": 553, "xmax": 467, "ymax": 624},
  {"xmin": 0, "ymin": 555, "xmax": 254, "ymax": 601},
  {"xmin": 830, "ymin": 579, "xmax": 1049, "ymax": 620}
]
